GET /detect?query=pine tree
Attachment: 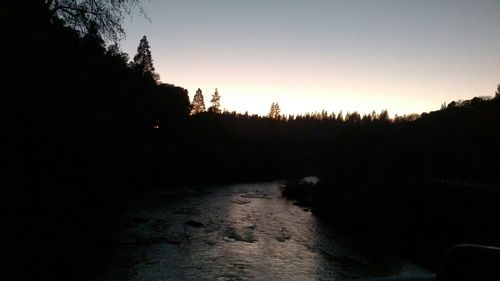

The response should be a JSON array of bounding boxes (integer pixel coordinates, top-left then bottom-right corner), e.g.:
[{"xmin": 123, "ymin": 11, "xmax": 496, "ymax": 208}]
[
  {"xmin": 441, "ymin": 102, "xmax": 447, "ymax": 110},
  {"xmin": 208, "ymin": 88, "xmax": 221, "ymax": 113},
  {"xmin": 132, "ymin": 35, "xmax": 160, "ymax": 82},
  {"xmin": 378, "ymin": 109, "xmax": 390, "ymax": 122},
  {"xmin": 268, "ymin": 103, "xmax": 275, "ymax": 118},
  {"xmin": 274, "ymin": 103, "xmax": 281, "ymax": 118},
  {"xmin": 191, "ymin": 88, "xmax": 206, "ymax": 114},
  {"xmin": 268, "ymin": 102, "xmax": 281, "ymax": 119},
  {"xmin": 336, "ymin": 111, "xmax": 344, "ymax": 122}
]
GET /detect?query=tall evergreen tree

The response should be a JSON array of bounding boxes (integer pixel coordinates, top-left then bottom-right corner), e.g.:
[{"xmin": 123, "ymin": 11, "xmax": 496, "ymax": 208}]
[
  {"xmin": 337, "ymin": 111, "xmax": 344, "ymax": 121},
  {"xmin": 268, "ymin": 102, "xmax": 281, "ymax": 119},
  {"xmin": 378, "ymin": 109, "xmax": 390, "ymax": 122},
  {"xmin": 274, "ymin": 102, "xmax": 281, "ymax": 118},
  {"xmin": 208, "ymin": 88, "xmax": 221, "ymax": 113},
  {"xmin": 191, "ymin": 88, "xmax": 206, "ymax": 114},
  {"xmin": 268, "ymin": 103, "xmax": 275, "ymax": 118},
  {"xmin": 132, "ymin": 35, "xmax": 159, "ymax": 82}
]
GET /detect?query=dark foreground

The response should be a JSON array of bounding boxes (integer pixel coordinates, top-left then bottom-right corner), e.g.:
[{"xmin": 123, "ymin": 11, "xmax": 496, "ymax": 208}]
[{"xmin": 283, "ymin": 178, "xmax": 500, "ymax": 273}]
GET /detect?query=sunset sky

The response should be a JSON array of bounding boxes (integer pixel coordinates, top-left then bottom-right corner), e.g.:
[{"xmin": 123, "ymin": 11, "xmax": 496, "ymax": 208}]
[{"xmin": 121, "ymin": 0, "xmax": 500, "ymax": 116}]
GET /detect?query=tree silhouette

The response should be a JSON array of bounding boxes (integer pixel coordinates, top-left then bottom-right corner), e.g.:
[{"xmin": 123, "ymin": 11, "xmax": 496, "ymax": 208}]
[
  {"xmin": 378, "ymin": 109, "xmax": 390, "ymax": 122},
  {"xmin": 208, "ymin": 88, "xmax": 221, "ymax": 113},
  {"xmin": 40, "ymin": 0, "xmax": 144, "ymax": 41},
  {"xmin": 132, "ymin": 35, "xmax": 160, "ymax": 82},
  {"xmin": 345, "ymin": 111, "xmax": 361, "ymax": 123},
  {"xmin": 440, "ymin": 102, "xmax": 447, "ymax": 110},
  {"xmin": 336, "ymin": 111, "xmax": 344, "ymax": 122},
  {"xmin": 81, "ymin": 21, "xmax": 105, "ymax": 51},
  {"xmin": 268, "ymin": 102, "xmax": 281, "ymax": 119},
  {"xmin": 191, "ymin": 88, "xmax": 206, "ymax": 114},
  {"xmin": 268, "ymin": 102, "xmax": 275, "ymax": 118},
  {"xmin": 106, "ymin": 43, "xmax": 129, "ymax": 63},
  {"xmin": 495, "ymin": 84, "xmax": 500, "ymax": 98}
]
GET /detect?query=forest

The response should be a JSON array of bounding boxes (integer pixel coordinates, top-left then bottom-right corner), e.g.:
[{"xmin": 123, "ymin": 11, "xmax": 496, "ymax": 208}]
[{"xmin": 2, "ymin": 1, "xmax": 500, "ymax": 280}]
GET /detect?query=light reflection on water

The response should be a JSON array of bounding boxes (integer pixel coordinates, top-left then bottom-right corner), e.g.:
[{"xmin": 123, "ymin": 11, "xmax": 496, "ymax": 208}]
[{"xmin": 100, "ymin": 182, "xmax": 428, "ymax": 281}]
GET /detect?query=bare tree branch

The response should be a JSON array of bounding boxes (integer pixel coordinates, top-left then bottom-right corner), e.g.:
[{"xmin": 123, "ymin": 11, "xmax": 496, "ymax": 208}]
[{"xmin": 41, "ymin": 0, "xmax": 145, "ymax": 42}]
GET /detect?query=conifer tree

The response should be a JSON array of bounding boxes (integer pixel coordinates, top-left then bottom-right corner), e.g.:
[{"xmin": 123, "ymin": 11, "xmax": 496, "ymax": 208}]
[
  {"xmin": 268, "ymin": 102, "xmax": 281, "ymax": 119},
  {"xmin": 274, "ymin": 102, "xmax": 281, "ymax": 118},
  {"xmin": 208, "ymin": 88, "xmax": 221, "ymax": 113},
  {"xmin": 378, "ymin": 109, "xmax": 390, "ymax": 122},
  {"xmin": 132, "ymin": 35, "xmax": 159, "ymax": 82},
  {"xmin": 191, "ymin": 88, "xmax": 206, "ymax": 114},
  {"xmin": 336, "ymin": 111, "xmax": 344, "ymax": 122},
  {"xmin": 268, "ymin": 103, "xmax": 275, "ymax": 118}
]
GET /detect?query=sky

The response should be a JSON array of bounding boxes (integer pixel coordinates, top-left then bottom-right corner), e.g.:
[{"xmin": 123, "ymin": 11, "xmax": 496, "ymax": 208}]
[{"xmin": 121, "ymin": 0, "xmax": 500, "ymax": 116}]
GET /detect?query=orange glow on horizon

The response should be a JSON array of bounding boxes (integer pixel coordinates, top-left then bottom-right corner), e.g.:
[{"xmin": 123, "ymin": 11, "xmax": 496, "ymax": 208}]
[
  {"xmin": 122, "ymin": 0, "xmax": 499, "ymax": 118},
  {"xmin": 170, "ymin": 83, "xmax": 454, "ymax": 118}
]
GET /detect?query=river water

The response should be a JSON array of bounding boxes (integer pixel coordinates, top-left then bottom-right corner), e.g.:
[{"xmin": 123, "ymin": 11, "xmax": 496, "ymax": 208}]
[{"xmin": 99, "ymin": 181, "xmax": 429, "ymax": 281}]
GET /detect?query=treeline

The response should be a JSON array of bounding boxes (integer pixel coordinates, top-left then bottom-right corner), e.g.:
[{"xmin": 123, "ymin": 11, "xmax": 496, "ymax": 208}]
[
  {"xmin": 190, "ymin": 87, "xmax": 419, "ymax": 123},
  {"xmin": 284, "ymin": 94, "xmax": 500, "ymax": 269}
]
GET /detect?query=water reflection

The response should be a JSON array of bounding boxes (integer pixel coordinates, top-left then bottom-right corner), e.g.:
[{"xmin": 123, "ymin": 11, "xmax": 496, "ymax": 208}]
[
  {"xmin": 211, "ymin": 183, "xmax": 321, "ymax": 280},
  {"xmin": 100, "ymin": 182, "xmax": 428, "ymax": 281}
]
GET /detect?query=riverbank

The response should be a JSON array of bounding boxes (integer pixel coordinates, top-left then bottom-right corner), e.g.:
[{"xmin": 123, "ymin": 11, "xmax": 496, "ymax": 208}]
[{"xmin": 282, "ymin": 177, "xmax": 500, "ymax": 270}]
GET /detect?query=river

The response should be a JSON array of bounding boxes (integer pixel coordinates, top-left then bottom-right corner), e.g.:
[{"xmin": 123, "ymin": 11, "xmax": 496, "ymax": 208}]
[{"xmin": 98, "ymin": 181, "xmax": 429, "ymax": 281}]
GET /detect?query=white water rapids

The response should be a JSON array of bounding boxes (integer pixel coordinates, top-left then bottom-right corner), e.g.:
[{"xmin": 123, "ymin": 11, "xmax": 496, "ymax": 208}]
[{"xmin": 99, "ymin": 181, "xmax": 428, "ymax": 281}]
